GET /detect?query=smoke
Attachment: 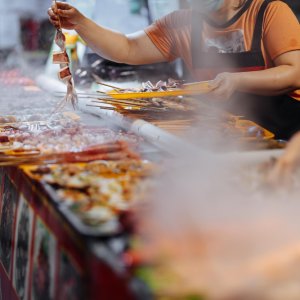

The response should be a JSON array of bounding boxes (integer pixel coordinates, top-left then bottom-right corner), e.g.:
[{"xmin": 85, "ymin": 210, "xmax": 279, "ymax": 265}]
[
  {"xmin": 138, "ymin": 110, "xmax": 300, "ymax": 299},
  {"xmin": 137, "ymin": 7, "xmax": 297, "ymax": 294}
]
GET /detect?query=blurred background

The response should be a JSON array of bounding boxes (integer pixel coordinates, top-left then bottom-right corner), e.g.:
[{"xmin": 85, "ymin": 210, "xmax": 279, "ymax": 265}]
[
  {"xmin": 0, "ymin": 2, "xmax": 300, "ymax": 299},
  {"xmin": 0, "ymin": 0, "xmax": 300, "ymax": 85},
  {"xmin": 0, "ymin": 0, "xmax": 299, "ymax": 82}
]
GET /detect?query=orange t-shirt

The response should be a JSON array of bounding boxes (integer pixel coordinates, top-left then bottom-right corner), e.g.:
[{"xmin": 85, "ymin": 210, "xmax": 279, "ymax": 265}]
[{"xmin": 145, "ymin": 0, "xmax": 300, "ymax": 99}]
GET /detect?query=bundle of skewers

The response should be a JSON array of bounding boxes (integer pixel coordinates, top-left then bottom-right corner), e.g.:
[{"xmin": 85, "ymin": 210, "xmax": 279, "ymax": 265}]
[
  {"xmin": 53, "ymin": 78, "xmax": 275, "ymax": 140},
  {"xmin": 52, "ymin": 0, "xmax": 78, "ymax": 111},
  {"xmin": 57, "ymin": 80, "xmax": 197, "ymax": 113},
  {"xmin": 52, "ymin": 77, "xmax": 211, "ymax": 113},
  {"xmin": 88, "ymin": 96, "xmax": 191, "ymax": 113},
  {"xmin": 102, "ymin": 79, "xmax": 213, "ymax": 99}
]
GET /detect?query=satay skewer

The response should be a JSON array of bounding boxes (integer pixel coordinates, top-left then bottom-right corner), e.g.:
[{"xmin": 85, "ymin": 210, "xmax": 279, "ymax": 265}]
[
  {"xmin": 55, "ymin": 91, "xmax": 102, "ymax": 95},
  {"xmin": 91, "ymin": 99, "xmax": 151, "ymax": 106},
  {"xmin": 96, "ymin": 97, "xmax": 150, "ymax": 104},
  {"xmin": 86, "ymin": 104, "xmax": 116, "ymax": 110},
  {"xmin": 88, "ymin": 103, "xmax": 168, "ymax": 112},
  {"xmin": 96, "ymin": 81, "xmax": 125, "ymax": 91},
  {"xmin": 91, "ymin": 99, "xmax": 166, "ymax": 109}
]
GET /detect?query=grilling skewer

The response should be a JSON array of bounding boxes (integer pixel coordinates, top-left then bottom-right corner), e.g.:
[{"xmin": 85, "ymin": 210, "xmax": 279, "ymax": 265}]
[
  {"xmin": 97, "ymin": 90, "xmax": 109, "ymax": 95},
  {"xmin": 53, "ymin": 89, "xmax": 170, "ymax": 108},
  {"xmin": 54, "ymin": 92, "xmax": 170, "ymax": 110},
  {"xmin": 92, "ymin": 98, "xmax": 150, "ymax": 105},
  {"xmin": 54, "ymin": 91, "xmax": 107, "ymax": 96},
  {"xmin": 96, "ymin": 81, "xmax": 125, "ymax": 91},
  {"xmin": 53, "ymin": 93, "xmax": 151, "ymax": 104},
  {"xmin": 86, "ymin": 104, "xmax": 116, "ymax": 110},
  {"xmin": 54, "ymin": 91, "xmax": 100, "ymax": 96},
  {"xmin": 91, "ymin": 98, "xmax": 170, "ymax": 110},
  {"xmin": 91, "ymin": 100, "xmax": 150, "ymax": 108},
  {"xmin": 87, "ymin": 103, "xmax": 167, "ymax": 112},
  {"xmin": 95, "ymin": 96, "xmax": 150, "ymax": 104},
  {"xmin": 101, "ymin": 80, "xmax": 213, "ymax": 99},
  {"xmin": 54, "ymin": 94, "xmax": 154, "ymax": 106}
]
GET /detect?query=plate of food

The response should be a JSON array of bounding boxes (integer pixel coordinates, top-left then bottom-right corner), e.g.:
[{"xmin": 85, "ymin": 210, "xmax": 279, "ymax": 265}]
[{"xmin": 23, "ymin": 160, "xmax": 156, "ymax": 236}]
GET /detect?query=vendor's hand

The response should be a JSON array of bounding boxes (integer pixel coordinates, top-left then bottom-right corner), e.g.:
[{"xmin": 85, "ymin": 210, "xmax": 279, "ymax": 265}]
[
  {"xmin": 210, "ymin": 72, "xmax": 240, "ymax": 101},
  {"xmin": 266, "ymin": 157, "xmax": 294, "ymax": 187},
  {"xmin": 267, "ymin": 132, "xmax": 300, "ymax": 186},
  {"xmin": 48, "ymin": 1, "xmax": 85, "ymax": 30}
]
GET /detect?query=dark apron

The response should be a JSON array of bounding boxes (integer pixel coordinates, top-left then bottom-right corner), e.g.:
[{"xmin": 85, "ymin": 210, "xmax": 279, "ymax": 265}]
[{"xmin": 191, "ymin": 0, "xmax": 300, "ymax": 140}]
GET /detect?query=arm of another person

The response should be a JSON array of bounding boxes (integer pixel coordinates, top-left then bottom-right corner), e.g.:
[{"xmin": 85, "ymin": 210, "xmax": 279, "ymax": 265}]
[{"xmin": 48, "ymin": 2, "xmax": 166, "ymax": 65}]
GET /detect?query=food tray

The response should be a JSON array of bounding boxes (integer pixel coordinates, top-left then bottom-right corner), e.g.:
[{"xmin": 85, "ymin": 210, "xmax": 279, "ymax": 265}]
[
  {"xmin": 43, "ymin": 183, "xmax": 123, "ymax": 237},
  {"xmin": 235, "ymin": 119, "xmax": 275, "ymax": 140},
  {"xmin": 21, "ymin": 161, "xmax": 154, "ymax": 237},
  {"xmin": 107, "ymin": 81, "xmax": 213, "ymax": 100}
]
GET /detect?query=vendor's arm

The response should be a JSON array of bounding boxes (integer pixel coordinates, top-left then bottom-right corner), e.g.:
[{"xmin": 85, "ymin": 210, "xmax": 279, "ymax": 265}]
[
  {"xmin": 235, "ymin": 50, "xmax": 300, "ymax": 95},
  {"xmin": 211, "ymin": 50, "xmax": 300, "ymax": 99},
  {"xmin": 48, "ymin": 2, "xmax": 166, "ymax": 65},
  {"xmin": 210, "ymin": 1, "xmax": 300, "ymax": 100}
]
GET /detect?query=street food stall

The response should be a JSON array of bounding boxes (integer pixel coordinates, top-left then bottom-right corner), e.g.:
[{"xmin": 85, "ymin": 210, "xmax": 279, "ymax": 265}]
[
  {"xmin": 0, "ymin": 64, "xmax": 292, "ymax": 300},
  {"xmin": 0, "ymin": 69, "xmax": 160, "ymax": 299},
  {"xmin": 1, "ymin": 0, "xmax": 300, "ymax": 299}
]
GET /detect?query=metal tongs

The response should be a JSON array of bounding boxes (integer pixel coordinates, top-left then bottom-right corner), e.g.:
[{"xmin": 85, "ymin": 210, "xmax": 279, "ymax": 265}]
[{"xmin": 53, "ymin": 0, "xmax": 78, "ymax": 111}]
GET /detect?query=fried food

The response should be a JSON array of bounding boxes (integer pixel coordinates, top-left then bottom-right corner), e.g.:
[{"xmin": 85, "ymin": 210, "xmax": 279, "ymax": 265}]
[{"xmin": 29, "ymin": 160, "xmax": 155, "ymax": 227}]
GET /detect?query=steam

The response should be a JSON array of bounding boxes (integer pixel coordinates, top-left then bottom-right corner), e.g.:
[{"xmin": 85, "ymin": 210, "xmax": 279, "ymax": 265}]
[
  {"xmin": 136, "ymin": 5, "xmax": 300, "ymax": 296},
  {"xmin": 141, "ymin": 122, "xmax": 300, "ymax": 299}
]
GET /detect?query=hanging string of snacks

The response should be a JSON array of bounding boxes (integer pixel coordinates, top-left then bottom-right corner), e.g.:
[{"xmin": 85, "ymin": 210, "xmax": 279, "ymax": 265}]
[{"xmin": 52, "ymin": 0, "xmax": 78, "ymax": 111}]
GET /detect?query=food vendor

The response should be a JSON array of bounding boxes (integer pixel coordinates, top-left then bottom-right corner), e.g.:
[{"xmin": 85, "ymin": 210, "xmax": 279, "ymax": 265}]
[{"xmin": 48, "ymin": 0, "xmax": 300, "ymax": 139}]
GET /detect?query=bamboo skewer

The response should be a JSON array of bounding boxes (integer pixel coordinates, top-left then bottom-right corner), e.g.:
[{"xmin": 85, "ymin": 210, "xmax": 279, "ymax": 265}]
[
  {"xmin": 87, "ymin": 103, "xmax": 167, "ymax": 112},
  {"xmin": 54, "ymin": 91, "xmax": 111, "ymax": 98},
  {"xmin": 53, "ymin": 86, "xmax": 202, "ymax": 112},
  {"xmin": 86, "ymin": 104, "xmax": 116, "ymax": 110},
  {"xmin": 91, "ymin": 99, "xmax": 168, "ymax": 110},
  {"xmin": 95, "ymin": 97, "xmax": 149, "ymax": 104},
  {"xmin": 97, "ymin": 91, "xmax": 107, "ymax": 95},
  {"xmin": 55, "ymin": 90, "xmax": 173, "ymax": 105},
  {"xmin": 91, "ymin": 99, "xmax": 152, "ymax": 107},
  {"xmin": 54, "ymin": 91, "xmax": 176, "ymax": 111},
  {"xmin": 96, "ymin": 81, "xmax": 125, "ymax": 91},
  {"xmin": 56, "ymin": 93, "xmax": 153, "ymax": 106},
  {"xmin": 54, "ymin": 91, "xmax": 100, "ymax": 96},
  {"xmin": 54, "ymin": 91, "xmax": 149, "ymax": 101}
]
